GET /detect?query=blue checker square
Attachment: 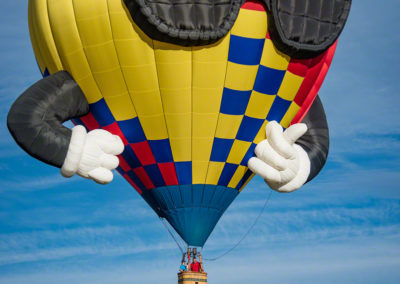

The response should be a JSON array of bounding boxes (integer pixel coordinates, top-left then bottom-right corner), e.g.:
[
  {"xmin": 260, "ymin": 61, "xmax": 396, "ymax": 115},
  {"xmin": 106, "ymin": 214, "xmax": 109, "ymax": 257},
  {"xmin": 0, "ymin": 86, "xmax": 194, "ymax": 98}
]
[
  {"xmin": 118, "ymin": 117, "xmax": 146, "ymax": 143},
  {"xmin": 71, "ymin": 118, "xmax": 88, "ymax": 132},
  {"xmin": 220, "ymin": 88, "xmax": 252, "ymax": 115},
  {"xmin": 127, "ymin": 171, "xmax": 146, "ymax": 191},
  {"xmin": 210, "ymin": 138, "xmax": 235, "ymax": 162},
  {"xmin": 90, "ymin": 98, "xmax": 115, "ymax": 126},
  {"xmin": 218, "ymin": 163, "xmax": 239, "ymax": 186},
  {"xmin": 253, "ymin": 65, "xmax": 286, "ymax": 95},
  {"xmin": 236, "ymin": 116, "xmax": 265, "ymax": 141},
  {"xmin": 143, "ymin": 164, "xmax": 165, "ymax": 187},
  {"xmin": 148, "ymin": 139, "xmax": 174, "ymax": 163},
  {"xmin": 266, "ymin": 96, "xmax": 292, "ymax": 122},
  {"xmin": 241, "ymin": 143, "xmax": 257, "ymax": 166},
  {"xmin": 175, "ymin": 162, "xmax": 192, "ymax": 185},
  {"xmin": 228, "ymin": 35, "xmax": 265, "ymax": 65},
  {"xmin": 121, "ymin": 144, "xmax": 141, "ymax": 169},
  {"xmin": 235, "ymin": 169, "xmax": 253, "ymax": 190}
]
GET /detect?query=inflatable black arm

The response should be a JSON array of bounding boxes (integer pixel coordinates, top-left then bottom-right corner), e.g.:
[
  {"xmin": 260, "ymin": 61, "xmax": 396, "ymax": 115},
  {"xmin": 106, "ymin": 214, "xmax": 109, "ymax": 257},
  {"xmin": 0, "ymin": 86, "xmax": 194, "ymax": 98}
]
[{"xmin": 7, "ymin": 71, "xmax": 89, "ymax": 168}]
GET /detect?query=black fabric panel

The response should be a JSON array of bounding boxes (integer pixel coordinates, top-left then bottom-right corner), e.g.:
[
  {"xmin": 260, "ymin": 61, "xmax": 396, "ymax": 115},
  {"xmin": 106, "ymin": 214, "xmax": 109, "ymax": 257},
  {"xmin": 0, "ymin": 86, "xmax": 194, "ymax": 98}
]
[
  {"xmin": 124, "ymin": 0, "xmax": 244, "ymax": 46},
  {"xmin": 266, "ymin": 0, "xmax": 351, "ymax": 58},
  {"xmin": 7, "ymin": 71, "xmax": 89, "ymax": 168},
  {"xmin": 296, "ymin": 96, "xmax": 329, "ymax": 182}
]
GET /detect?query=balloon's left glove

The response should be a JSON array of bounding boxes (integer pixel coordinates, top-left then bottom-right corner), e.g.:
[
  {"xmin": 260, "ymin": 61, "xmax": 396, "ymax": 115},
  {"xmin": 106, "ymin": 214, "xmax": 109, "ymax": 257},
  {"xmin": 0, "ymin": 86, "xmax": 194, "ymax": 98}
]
[{"xmin": 60, "ymin": 125, "xmax": 124, "ymax": 184}]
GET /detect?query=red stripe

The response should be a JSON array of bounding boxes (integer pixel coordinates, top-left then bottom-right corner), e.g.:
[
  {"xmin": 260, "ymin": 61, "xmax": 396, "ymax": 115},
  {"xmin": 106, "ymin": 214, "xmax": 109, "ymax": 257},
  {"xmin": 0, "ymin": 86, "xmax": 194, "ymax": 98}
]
[
  {"xmin": 158, "ymin": 163, "xmax": 179, "ymax": 186},
  {"xmin": 80, "ymin": 113, "xmax": 100, "ymax": 131},
  {"xmin": 287, "ymin": 58, "xmax": 312, "ymax": 77},
  {"xmin": 123, "ymin": 173, "xmax": 143, "ymax": 194},
  {"xmin": 118, "ymin": 156, "xmax": 131, "ymax": 172},
  {"xmin": 291, "ymin": 41, "xmax": 337, "ymax": 124},
  {"xmin": 131, "ymin": 141, "xmax": 156, "ymax": 166},
  {"xmin": 133, "ymin": 167, "xmax": 155, "ymax": 190},
  {"xmin": 241, "ymin": 0, "xmax": 266, "ymax": 11},
  {"xmin": 102, "ymin": 122, "xmax": 128, "ymax": 145}
]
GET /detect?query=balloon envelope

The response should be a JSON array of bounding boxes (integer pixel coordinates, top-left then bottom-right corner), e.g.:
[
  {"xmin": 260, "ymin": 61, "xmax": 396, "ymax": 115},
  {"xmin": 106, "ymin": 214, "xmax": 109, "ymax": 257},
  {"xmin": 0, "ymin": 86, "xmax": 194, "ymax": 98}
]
[{"xmin": 29, "ymin": 0, "xmax": 335, "ymax": 246}]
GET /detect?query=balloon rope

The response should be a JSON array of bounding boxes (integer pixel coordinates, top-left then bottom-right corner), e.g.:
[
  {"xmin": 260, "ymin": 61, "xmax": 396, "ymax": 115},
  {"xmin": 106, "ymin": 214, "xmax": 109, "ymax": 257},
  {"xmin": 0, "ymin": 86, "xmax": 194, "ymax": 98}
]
[
  {"xmin": 160, "ymin": 217, "xmax": 186, "ymax": 254},
  {"xmin": 202, "ymin": 190, "xmax": 273, "ymax": 261}
]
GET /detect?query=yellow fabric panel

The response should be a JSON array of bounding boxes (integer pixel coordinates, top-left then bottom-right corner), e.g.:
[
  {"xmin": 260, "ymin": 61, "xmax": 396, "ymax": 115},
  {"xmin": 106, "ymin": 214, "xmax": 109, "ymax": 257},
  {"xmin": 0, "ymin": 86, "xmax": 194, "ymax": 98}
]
[
  {"xmin": 226, "ymin": 140, "xmax": 252, "ymax": 164},
  {"xmin": 260, "ymin": 39, "xmax": 290, "ymax": 70},
  {"xmin": 166, "ymin": 113, "xmax": 191, "ymax": 161},
  {"xmin": 73, "ymin": 0, "xmax": 128, "ymax": 98},
  {"xmin": 280, "ymin": 102, "xmax": 300, "ymax": 128},
  {"xmin": 193, "ymin": 88, "xmax": 224, "ymax": 114},
  {"xmin": 104, "ymin": 93, "xmax": 136, "ymax": 121},
  {"xmin": 254, "ymin": 120, "xmax": 268, "ymax": 144},
  {"xmin": 47, "ymin": 0, "xmax": 102, "ymax": 104},
  {"xmin": 225, "ymin": 62, "xmax": 259, "ymax": 91},
  {"xmin": 28, "ymin": 0, "xmax": 46, "ymax": 75},
  {"xmin": 162, "ymin": 89, "xmax": 191, "ymax": 114},
  {"xmin": 170, "ymin": 137, "xmax": 192, "ymax": 162},
  {"xmin": 277, "ymin": 72, "xmax": 304, "ymax": 101},
  {"xmin": 228, "ymin": 165, "xmax": 248, "ymax": 188},
  {"xmin": 29, "ymin": 0, "xmax": 63, "ymax": 74},
  {"xmin": 239, "ymin": 173, "xmax": 255, "ymax": 192},
  {"xmin": 206, "ymin": 162, "xmax": 225, "ymax": 185},
  {"xmin": 192, "ymin": 161, "xmax": 209, "ymax": 184},
  {"xmin": 215, "ymin": 114, "xmax": 243, "ymax": 139},
  {"xmin": 245, "ymin": 91, "xmax": 276, "ymax": 119},
  {"xmin": 192, "ymin": 138, "xmax": 214, "ymax": 162},
  {"xmin": 139, "ymin": 115, "xmax": 169, "ymax": 140},
  {"xmin": 193, "ymin": 113, "xmax": 219, "ymax": 139},
  {"xmin": 231, "ymin": 8, "xmax": 268, "ymax": 39}
]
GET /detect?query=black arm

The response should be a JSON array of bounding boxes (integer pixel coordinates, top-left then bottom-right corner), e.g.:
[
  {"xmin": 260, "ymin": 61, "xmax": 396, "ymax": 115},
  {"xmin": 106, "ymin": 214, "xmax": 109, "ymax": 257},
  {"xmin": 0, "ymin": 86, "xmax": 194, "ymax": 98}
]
[
  {"xmin": 296, "ymin": 95, "xmax": 329, "ymax": 182},
  {"xmin": 7, "ymin": 71, "xmax": 89, "ymax": 168}
]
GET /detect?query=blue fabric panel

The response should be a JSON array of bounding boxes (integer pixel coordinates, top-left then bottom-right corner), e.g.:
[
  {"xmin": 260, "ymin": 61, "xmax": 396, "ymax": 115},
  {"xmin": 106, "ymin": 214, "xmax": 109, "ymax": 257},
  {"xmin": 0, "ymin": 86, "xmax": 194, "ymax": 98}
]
[
  {"xmin": 210, "ymin": 138, "xmax": 234, "ymax": 162},
  {"xmin": 43, "ymin": 68, "xmax": 50, "ymax": 78},
  {"xmin": 236, "ymin": 116, "xmax": 265, "ymax": 141},
  {"xmin": 148, "ymin": 139, "xmax": 174, "ymax": 163},
  {"xmin": 266, "ymin": 96, "xmax": 292, "ymax": 122},
  {"xmin": 192, "ymin": 185, "xmax": 204, "ymax": 207},
  {"xmin": 175, "ymin": 162, "xmax": 192, "ymax": 184},
  {"xmin": 143, "ymin": 164, "xmax": 165, "ymax": 188},
  {"xmin": 208, "ymin": 187, "xmax": 226, "ymax": 209},
  {"xmin": 167, "ymin": 185, "xmax": 183, "ymax": 208},
  {"xmin": 241, "ymin": 143, "xmax": 257, "ymax": 166},
  {"xmin": 253, "ymin": 66, "xmax": 286, "ymax": 95},
  {"xmin": 235, "ymin": 169, "xmax": 253, "ymax": 190},
  {"xmin": 158, "ymin": 188, "xmax": 174, "ymax": 210},
  {"xmin": 180, "ymin": 184, "xmax": 193, "ymax": 207},
  {"xmin": 218, "ymin": 163, "xmax": 239, "ymax": 186},
  {"xmin": 228, "ymin": 35, "xmax": 265, "ymax": 65},
  {"xmin": 116, "ymin": 166, "xmax": 125, "ymax": 176},
  {"xmin": 121, "ymin": 145, "xmax": 141, "ymax": 169},
  {"xmin": 220, "ymin": 88, "xmax": 252, "ymax": 115},
  {"xmin": 126, "ymin": 171, "xmax": 146, "ymax": 191},
  {"xmin": 117, "ymin": 117, "xmax": 146, "ymax": 143},
  {"xmin": 202, "ymin": 185, "xmax": 217, "ymax": 206},
  {"xmin": 90, "ymin": 99, "xmax": 115, "ymax": 126}
]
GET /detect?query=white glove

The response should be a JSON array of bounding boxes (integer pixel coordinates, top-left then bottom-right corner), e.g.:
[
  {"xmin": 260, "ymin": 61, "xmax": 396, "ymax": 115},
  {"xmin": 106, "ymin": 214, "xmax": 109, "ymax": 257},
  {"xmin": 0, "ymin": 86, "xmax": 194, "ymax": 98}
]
[
  {"xmin": 248, "ymin": 121, "xmax": 310, "ymax": 193},
  {"xmin": 61, "ymin": 125, "xmax": 124, "ymax": 184}
]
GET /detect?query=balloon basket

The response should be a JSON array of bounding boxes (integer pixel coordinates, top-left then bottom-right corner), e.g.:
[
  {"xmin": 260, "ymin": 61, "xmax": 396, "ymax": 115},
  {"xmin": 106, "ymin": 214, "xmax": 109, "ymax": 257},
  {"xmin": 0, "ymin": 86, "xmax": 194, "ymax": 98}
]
[{"xmin": 178, "ymin": 271, "xmax": 207, "ymax": 284}]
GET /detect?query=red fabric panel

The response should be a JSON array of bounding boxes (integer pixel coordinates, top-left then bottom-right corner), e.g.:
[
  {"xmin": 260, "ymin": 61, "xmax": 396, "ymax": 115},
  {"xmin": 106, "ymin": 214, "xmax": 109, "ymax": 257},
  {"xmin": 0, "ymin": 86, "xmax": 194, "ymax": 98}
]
[
  {"xmin": 124, "ymin": 173, "xmax": 143, "ymax": 194},
  {"xmin": 118, "ymin": 156, "xmax": 131, "ymax": 172},
  {"xmin": 133, "ymin": 167, "xmax": 155, "ymax": 190},
  {"xmin": 242, "ymin": 0, "xmax": 266, "ymax": 11},
  {"xmin": 131, "ymin": 141, "xmax": 156, "ymax": 166},
  {"xmin": 102, "ymin": 122, "xmax": 128, "ymax": 145},
  {"xmin": 79, "ymin": 113, "xmax": 100, "ymax": 131},
  {"xmin": 158, "ymin": 163, "xmax": 179, "ymax": 186}
]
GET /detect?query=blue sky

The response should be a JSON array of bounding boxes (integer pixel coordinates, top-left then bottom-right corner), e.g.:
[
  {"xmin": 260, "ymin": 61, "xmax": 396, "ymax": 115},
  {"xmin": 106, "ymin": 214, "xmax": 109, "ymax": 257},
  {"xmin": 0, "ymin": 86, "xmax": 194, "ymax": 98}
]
[{"xmin": 0, "ymin": 1, "xmax": 399, "ymax": 283}]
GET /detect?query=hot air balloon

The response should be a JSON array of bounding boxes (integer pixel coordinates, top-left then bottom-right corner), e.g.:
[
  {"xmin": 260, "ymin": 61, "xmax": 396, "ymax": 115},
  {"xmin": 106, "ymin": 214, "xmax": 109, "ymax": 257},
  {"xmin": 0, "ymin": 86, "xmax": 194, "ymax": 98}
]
[{"xmin": 7, "ymin": 0, "xmax": 351, "ymax": 250}]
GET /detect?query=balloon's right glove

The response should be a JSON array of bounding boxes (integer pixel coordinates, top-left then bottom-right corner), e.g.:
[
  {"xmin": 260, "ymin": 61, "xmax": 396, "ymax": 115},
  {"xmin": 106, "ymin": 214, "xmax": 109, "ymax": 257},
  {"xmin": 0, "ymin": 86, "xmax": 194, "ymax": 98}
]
[
  {"xmin": 248, "ymin": 121, "xmax": 311, "ymax": 193},
  {"xmin": 61, "ymin": 125, "xmax": 124, "ymax": 184}
]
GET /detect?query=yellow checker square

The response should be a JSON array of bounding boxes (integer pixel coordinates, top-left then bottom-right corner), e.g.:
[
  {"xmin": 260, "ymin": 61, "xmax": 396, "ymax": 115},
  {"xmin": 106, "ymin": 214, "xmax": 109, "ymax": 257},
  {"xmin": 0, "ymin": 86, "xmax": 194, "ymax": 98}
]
[
  {"xmin": 161, "ymin": 89, "xmax": 192, "ymax": 114},
  {"xmin": 192, "ymin": 161, "xmax": 209, "ymax": 184},
  {"xmin": 131, "ymin": 90, "xmax": 164, "ymax": 116},
  {"xmin": 193, "ymin": 88, "xmax": 223, "ymax": 113},
  {"xmin": 215, "ymin": 114, "xmax": 243, "ymax": 139},
  {"xmin": 226, "ymin": 140, "xmax": 252, "ymax": 164},
  {"xmin": 193, "ymin": 61, "xmax": 228, "ymax": 88},
  {"xmin": 138, "ymin": 114, "xmax": 168, "ymax": 140},
  {"xmin": 104, "ymin": 93, "xmax": 137, "ymax": 121},
  {"xmin": 206, "ymin": 162, "xmax": 225, "ymax": 185},
  {"xmin": 193, "ymin": 113, "xmax": 219, "ymax": 138},
  {"xmin": 277, "ymin": 72, "xmax": 304, "ymax": 101},
  {"xmin": 280, "ymin": 102, "xmax": 300, "ymax": 128},
  {"xmin": 192, "ymin": 138, "xmax": 214, "ymax": 162},
  {"xmin": 239, "ymin": 173, "xmax": 255, "ymax": 192},
  {"xmin": 123, "ymin": 65, "xmax": 159, "ymax": 93},
  {"xmin": 253, "ymin": 120, "xmax": 268, "ymax": 144},
  {"xmin": 225, "ymin": 62, "xmax": 259, "ymax": 91},
  {"xmin": 245, "ymin": 91, "xmax": 276, "ymax": 119},
  {"xmin": 231, "ymin": 8, "xmax": 267, "ymax": 39},
  {"xmin": 260, "ymin": 39, "xmax": 290, "ymax": 70},
  {"xmin": 228, "ymin": 165, "xmax": 248, "ymax": 188},
  {"xmin": 170, "ymin": 138, "xmax": 191, "ymax": 162},
  {"xmin": 165, "ymin": 113, "xmax": 191, "ymax": 138}
]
